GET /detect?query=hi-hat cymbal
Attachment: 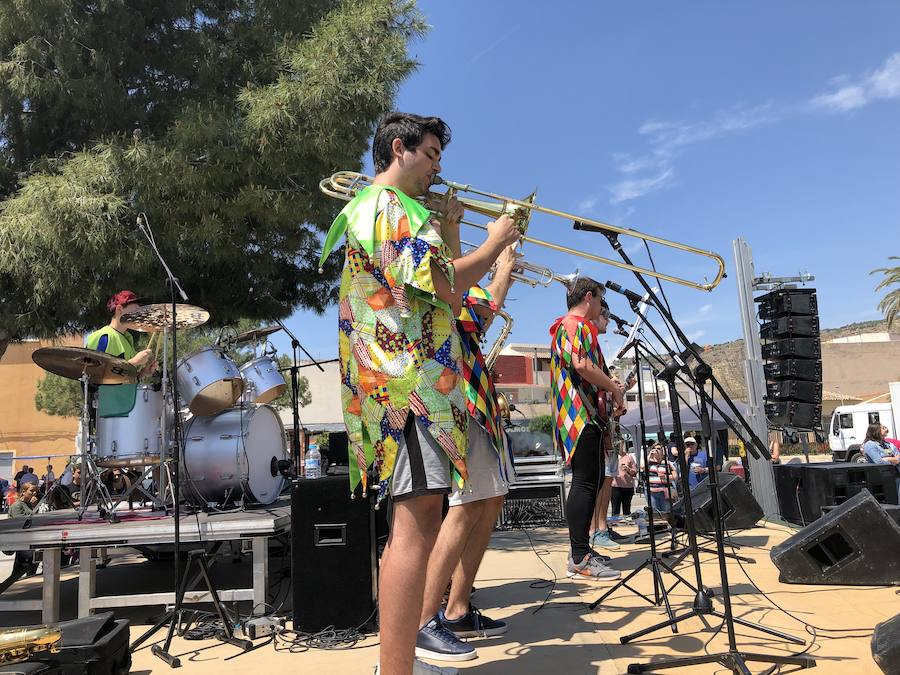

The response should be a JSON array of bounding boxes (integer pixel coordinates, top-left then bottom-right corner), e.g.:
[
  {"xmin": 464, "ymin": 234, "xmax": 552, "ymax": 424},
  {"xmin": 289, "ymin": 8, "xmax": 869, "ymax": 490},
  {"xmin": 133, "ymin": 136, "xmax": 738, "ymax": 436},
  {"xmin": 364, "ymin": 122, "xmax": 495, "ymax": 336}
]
[
  {"xmin": 120, "ymin": 304, "xmax": 210, "ymax": 332},
  {"xmin": 233, "ymin": 324, "xmax": 281, "ymax": 344},
  {"xmin": 32, "ymin": 347, "xmax": 137, "ymax": 385}
]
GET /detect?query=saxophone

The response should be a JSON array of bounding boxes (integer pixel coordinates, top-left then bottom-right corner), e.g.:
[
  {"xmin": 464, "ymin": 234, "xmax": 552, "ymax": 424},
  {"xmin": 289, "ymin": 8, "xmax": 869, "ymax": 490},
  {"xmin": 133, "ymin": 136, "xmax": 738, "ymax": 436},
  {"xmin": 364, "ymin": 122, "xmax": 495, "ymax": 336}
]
[{"xmin": 0, "ymin": 625, "xmax": 61, "ymax": 665}]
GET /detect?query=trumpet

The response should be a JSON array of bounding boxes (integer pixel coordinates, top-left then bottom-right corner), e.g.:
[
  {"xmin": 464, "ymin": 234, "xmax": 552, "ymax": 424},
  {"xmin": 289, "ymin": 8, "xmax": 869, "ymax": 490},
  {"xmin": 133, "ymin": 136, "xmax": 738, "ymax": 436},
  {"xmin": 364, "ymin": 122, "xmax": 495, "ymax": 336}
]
[
  {"xmin": 320, "ymin": 171, "xmax": 727, "ymax": 292},
  {"xmin": 460, "ymin": 240, "xmax": 578, "ymax": 289}
]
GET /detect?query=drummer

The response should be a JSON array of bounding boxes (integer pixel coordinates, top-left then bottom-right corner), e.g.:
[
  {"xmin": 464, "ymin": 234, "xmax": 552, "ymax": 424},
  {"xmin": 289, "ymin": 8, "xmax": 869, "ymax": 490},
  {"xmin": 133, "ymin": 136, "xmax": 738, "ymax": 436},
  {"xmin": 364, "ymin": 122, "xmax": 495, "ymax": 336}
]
[{"xmin": 85, "ymin": 290, "xmax": 157, "ymax": 377}]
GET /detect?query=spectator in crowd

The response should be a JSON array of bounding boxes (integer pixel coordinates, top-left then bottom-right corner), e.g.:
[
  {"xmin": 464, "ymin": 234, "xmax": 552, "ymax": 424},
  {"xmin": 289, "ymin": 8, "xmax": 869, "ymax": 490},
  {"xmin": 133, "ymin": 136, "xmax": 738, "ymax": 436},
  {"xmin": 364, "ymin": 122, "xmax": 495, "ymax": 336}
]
[
  {"xmin": 881, "ymin": 425, "xmax": 900, "ymax": 453},
  {"xmin": 769, "ymin": 431, "xmax": 782, "ymax": 464},
  {"xmin": 1, "ymin": 482, "xmax": 41, "ymax": 585},
  {"xmin": 14, "ymin": 465, "xmax": 29, "ymax": 482},
  {"xmin": 685, "ymin": 435, "xmax": 709, "ymax": 491},
  {"xmin": 610, "ymin": 445, "xmax": 638, "ymax": 521},
  {"xmin": 864, "ymin": 424, "xmax": 900, "ymax": 502},
  {"xmin": 647, "ymin": 443, "xmax": 677, "ymax": 514}
]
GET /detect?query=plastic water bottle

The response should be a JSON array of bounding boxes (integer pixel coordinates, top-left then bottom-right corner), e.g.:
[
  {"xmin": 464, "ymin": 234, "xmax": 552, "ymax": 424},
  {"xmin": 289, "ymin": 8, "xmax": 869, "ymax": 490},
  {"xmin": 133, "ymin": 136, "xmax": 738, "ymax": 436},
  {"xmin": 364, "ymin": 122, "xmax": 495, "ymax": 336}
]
[{"xmin": 305, "ymin": 443, "xmax": 321, "ymax": 479}]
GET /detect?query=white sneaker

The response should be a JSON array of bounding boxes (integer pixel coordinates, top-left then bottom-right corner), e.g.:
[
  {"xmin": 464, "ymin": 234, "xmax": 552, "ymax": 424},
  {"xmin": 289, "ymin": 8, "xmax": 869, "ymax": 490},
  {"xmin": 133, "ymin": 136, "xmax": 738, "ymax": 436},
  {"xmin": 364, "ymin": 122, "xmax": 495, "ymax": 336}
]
[{"xmin": 373, "ymin": 658, "xmax": 459, "ymax": 674}]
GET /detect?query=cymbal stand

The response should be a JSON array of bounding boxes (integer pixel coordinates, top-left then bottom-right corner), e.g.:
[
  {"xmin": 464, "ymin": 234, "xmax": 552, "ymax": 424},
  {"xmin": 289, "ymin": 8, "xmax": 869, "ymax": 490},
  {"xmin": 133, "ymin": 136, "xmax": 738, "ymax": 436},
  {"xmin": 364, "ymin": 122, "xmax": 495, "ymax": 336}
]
[
  {"xmin": 590, "ymin": 338, "xmax": 696, "ymax": 625},
  {"xmin": 76, "ymin": 371, "xmax": 118, "ymax": 522},
  {"xmin": 273, "ymin": 318, "xmax": 323, "ymax": 476}
]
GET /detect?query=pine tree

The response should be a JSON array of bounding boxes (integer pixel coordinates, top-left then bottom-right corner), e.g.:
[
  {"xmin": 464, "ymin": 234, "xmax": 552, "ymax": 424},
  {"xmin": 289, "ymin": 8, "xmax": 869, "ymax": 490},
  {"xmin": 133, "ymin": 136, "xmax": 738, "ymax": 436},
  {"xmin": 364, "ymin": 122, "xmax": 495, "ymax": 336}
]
[{"xmin": 0, "ymin": 0, "xmax": 426, "ymax": 359}]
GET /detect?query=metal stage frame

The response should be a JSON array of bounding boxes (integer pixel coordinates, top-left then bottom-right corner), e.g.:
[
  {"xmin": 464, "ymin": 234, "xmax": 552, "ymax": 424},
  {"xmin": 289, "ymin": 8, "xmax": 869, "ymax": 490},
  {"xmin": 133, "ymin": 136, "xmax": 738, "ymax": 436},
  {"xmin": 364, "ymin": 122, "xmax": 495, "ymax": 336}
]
[{"xmin": 0, "ymin": 498, "xmax": 291, "ymax": 623}]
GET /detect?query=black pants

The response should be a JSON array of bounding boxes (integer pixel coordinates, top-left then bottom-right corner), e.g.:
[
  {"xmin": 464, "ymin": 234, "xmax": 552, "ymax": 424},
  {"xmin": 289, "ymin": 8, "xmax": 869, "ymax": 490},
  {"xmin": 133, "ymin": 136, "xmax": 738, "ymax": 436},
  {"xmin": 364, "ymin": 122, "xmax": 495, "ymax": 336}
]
[
  {"xmin": 565, "ymin": 425, "xmax": 604, "ymax": 563},
  {"xmin": 610, "ymin": 486, "xmax": 635, "ymax": 516}
]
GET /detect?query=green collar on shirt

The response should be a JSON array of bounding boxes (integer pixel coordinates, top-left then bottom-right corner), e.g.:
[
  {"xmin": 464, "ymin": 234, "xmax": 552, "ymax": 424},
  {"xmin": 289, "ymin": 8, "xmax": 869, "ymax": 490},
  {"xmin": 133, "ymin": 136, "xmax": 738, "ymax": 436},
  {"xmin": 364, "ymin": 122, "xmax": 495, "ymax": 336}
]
[{"xmin": 318, "ymin": 184, "xmax": 431, "ymax": 270}]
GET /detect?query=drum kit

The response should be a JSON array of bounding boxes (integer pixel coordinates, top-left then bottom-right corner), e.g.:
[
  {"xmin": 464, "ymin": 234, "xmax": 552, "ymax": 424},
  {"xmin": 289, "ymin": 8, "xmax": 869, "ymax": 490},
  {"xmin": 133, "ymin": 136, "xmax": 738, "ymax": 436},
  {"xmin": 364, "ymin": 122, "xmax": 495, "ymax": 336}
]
[{"xmin": 31, "ymin": 304, "xmax": 291, "ymax": 518}]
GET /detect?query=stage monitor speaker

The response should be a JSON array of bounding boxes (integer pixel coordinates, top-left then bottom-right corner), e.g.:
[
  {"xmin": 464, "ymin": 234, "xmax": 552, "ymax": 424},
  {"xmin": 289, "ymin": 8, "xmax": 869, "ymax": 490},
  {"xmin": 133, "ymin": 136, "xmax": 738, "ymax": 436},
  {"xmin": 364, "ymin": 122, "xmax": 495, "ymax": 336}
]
[
  {"xmin": 872, "ymin": 612, "xmax": 900, "ymax": 674},
  {"xmin": 33, "ymin": 611, "xmax": 130, "ymax": 675},
  {"xmin": 291, "ymin": 476, "xmax": 377, "ymax": 632},
  {"xmin": 774, "ymin": 462, "xmax": 899, "ymax": 525},
  {"xmin": 673, "ymin": 473, "xmax": 763, "ymax": 533},
  {"xmin": 770, "ymin": 489, "xmax": 900, "ymax": 586}
]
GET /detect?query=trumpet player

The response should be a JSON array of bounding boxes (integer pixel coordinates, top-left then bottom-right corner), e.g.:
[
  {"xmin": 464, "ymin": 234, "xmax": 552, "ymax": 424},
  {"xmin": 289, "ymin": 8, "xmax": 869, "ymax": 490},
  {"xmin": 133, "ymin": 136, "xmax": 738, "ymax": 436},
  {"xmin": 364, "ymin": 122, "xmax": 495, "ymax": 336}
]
[
  {"xmin": 318, "ymin": 111, "xmax": 518, "ymax": 675},
  {"xmin": 416, "ymin": 245, "xmax": 518, "ymax": 663},
  {"xmin": 549, "ymin": 278, "xmax": 626, "ymax": 580}
]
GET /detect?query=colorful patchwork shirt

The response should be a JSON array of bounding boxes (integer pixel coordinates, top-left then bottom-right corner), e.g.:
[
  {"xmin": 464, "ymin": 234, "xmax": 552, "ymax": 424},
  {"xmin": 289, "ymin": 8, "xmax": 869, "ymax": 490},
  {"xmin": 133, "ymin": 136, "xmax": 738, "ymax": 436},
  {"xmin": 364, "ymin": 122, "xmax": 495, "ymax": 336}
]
[
  {"xmin": 320, "ymin": 185, "xmax": 468, "ymax": 501},
  {"xmin": 457, "ymin": 286, "xmax": 514, "ymax": 483},
  {"xmin": 549, "ymin": 313, "xmax": 606, "ymax": 464}
]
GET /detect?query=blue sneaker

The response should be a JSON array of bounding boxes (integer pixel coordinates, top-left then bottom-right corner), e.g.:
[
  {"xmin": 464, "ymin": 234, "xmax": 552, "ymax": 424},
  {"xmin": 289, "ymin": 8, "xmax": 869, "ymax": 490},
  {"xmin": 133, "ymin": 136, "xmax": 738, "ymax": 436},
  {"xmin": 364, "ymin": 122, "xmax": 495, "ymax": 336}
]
[
  {"xmin": 590, "ymin": 529, "xmax": 620, "ymax": 549},
  {"xmin": 440, "ymin": 606, "xmax": 507, "ymax": 638},
  {"xmin": 416, "ymin": 615, "xmax": 477, "ymax": 662}
]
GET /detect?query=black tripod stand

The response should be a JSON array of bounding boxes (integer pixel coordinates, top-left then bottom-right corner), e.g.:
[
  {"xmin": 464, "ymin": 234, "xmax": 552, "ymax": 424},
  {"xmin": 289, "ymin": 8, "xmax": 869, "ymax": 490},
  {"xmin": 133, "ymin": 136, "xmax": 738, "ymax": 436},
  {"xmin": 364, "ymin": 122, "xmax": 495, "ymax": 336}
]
[
  {"xmin": 590, "ymin": 339, "xmax": 696, "ymax": 627},
  {"xmin": 127, "ymin": 213, "xmax": 250, "ymax": 666},
  {"xmin": 573, "ymin": 221, "xmax": 815, "ymax": 672}
]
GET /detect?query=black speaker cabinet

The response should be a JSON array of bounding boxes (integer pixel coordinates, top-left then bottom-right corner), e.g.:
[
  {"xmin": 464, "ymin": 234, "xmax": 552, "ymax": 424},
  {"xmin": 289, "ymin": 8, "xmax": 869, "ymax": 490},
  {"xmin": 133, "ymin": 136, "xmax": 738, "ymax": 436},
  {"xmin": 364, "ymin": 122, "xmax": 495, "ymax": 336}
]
[
  {"xmin": 291, "ymin": 476, "xmax": 377, "ymax": 632},
  {"xmin": 671, "ymin": 473, "xmax": 763, "ymax": 533},
  {"xmin": 770, "ymin": 489, "xmax": 900, "ymax": 586},
  {"xmin": 774, "ymin": 461, "xmax": 899, "ymax": 525},
  {"xmin": 872, "ymin": 612, "xmax": 900, "ymax": 674}
]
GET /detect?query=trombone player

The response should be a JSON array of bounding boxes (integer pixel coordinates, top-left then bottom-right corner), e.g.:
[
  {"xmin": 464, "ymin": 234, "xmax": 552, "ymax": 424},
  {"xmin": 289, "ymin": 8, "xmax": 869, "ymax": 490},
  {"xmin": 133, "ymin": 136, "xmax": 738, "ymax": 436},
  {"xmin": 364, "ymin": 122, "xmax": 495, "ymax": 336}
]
[{"xmin": 318, "ymin": 111, "xmax": 518, "ymax": 675}]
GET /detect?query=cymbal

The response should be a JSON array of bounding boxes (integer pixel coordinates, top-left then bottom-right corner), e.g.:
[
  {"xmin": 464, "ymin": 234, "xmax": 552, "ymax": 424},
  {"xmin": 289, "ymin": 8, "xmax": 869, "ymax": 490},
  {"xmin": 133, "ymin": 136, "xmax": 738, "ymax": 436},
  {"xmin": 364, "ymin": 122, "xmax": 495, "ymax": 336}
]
[
  {"xmin": 32, "ymin": 347, "xmax": 137, "ymax": 385},
  {"xmin": 120, "ymin": 304, "xmax": 210, "ymax": 332},
  {"xmin": 233, "ymin": 324, "xmax": 281, "ymax": 344}
]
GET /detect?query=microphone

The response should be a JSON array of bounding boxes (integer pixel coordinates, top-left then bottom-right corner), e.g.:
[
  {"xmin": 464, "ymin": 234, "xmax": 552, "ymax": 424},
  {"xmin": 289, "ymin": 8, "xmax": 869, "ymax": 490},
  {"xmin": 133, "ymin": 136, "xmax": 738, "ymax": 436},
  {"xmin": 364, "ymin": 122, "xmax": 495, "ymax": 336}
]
[
  {"xmin": 657, "ymin": 343, "xmax": 705, "ymax": 379},
  {"xmin": 608, "ymin": 312, "xmax": 632, "ymax": 328},
  {"xmin": 605, "ymin": 281, "xmax": 644, "ymax": 305}
]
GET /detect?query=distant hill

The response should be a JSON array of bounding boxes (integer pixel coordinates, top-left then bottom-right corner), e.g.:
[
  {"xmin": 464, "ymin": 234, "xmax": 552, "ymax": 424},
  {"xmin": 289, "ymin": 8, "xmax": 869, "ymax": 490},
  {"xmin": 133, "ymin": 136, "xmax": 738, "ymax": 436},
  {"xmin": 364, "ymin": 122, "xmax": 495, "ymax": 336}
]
[{"xmin": 700, "ymin": 319, "xmax": 893, "ymax": 399}]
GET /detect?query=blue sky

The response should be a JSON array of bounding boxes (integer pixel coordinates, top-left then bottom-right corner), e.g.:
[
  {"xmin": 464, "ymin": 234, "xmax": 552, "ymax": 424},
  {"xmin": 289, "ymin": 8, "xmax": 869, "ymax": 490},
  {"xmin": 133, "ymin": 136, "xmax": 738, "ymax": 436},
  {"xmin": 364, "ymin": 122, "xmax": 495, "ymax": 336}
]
[{"xmin": 273, "ymin": 1, "xmax": 900, "ymax": 362}]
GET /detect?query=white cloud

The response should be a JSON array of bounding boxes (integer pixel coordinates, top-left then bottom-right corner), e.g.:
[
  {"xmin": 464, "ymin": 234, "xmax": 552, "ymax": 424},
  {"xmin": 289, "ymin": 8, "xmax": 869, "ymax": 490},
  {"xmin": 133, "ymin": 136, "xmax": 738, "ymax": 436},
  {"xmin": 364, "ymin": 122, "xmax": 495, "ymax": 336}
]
[
  {"xmin": 608, "ymin": 51, "xmax": 900, "ymax": 204},
  {"xmin": 699, "ymin": 303, "xmax": 713, "ymax": 314},
  {"xmin": 812, "ymin": 52, "xmax": 900, "ymax": 112},
  {"xmin": 687, "ymin": 330, "xmax": 706, "ymax": 342}
]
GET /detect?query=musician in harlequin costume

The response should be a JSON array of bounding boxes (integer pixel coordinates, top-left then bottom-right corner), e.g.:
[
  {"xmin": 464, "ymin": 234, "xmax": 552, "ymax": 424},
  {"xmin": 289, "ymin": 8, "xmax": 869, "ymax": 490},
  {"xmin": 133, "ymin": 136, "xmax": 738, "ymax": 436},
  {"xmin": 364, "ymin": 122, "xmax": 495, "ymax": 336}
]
[
  {"xmin": 415, "ymin": 246, "xmax": 518, "ymax": 663},
  {"xmin": 549, "ymin": 277, "xmax": 626, "ymax": 581},
  {"xmin": 318, "ymin": 112, "xmax": 518, "ymax": 675}
]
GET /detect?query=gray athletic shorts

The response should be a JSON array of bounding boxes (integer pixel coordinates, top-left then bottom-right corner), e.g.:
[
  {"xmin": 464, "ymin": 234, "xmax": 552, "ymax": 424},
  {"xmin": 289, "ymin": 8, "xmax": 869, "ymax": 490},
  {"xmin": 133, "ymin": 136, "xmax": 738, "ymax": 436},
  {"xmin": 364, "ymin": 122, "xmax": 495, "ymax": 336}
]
[
  {"xmin": 389, "ymin": 414, "xmax": 452, "ymax": 502},
  {"xmin": 448, "ymin": 423, "xmax": 511, "ymax": 506}
]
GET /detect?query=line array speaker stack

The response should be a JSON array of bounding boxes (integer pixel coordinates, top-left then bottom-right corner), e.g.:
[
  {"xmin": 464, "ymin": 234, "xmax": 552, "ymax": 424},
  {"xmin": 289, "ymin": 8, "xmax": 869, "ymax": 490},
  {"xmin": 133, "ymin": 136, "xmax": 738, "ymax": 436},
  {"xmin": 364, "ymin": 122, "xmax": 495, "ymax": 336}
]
[
  {"xmin": 770, "ymin": 489, "xmax": 900, "ymax": 586},
  {"xmin": 774, "ymin": 461, "xmax": 899, "ymax": 525},
  {"xmin": 291, "ymin": 476, "xmax": 378, "ymax": 632},
  {"xmin": 756, "ymin": 288, "xmax": 823, "ymax": 430}
]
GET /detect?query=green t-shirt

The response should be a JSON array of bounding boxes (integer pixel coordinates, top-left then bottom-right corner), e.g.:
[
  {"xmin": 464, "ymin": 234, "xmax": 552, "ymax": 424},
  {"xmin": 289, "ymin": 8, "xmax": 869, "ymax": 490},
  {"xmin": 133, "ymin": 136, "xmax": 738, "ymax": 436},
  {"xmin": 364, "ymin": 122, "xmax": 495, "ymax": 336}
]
[{"xmin": 85, "ymin": 325, "xmax": 136, "ymax": 361}]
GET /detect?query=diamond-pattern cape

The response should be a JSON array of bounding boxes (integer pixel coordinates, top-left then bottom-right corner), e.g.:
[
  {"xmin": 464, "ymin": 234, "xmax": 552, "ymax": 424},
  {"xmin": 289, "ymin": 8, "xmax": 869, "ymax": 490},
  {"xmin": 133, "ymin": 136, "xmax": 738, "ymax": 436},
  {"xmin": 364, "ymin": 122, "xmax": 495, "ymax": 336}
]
[
  {"xmin": 549, "ymin": 314, "xmax": 606, "ymax": 464},
  {"xmin": 457, "ymin": 286, "xmax": 514, "ymax": 483}
]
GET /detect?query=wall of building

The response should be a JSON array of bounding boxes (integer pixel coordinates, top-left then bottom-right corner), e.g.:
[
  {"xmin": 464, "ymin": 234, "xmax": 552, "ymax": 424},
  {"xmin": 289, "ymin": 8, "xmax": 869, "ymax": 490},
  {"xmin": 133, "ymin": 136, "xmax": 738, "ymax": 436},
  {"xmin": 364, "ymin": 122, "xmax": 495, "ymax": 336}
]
[
  {"xmin": 821, "ymin": 341, "xmax": 900, "ymax": 398},
  {"xmin": 0, "ymin": 338, "xmax": 81, "ymax": 482}
]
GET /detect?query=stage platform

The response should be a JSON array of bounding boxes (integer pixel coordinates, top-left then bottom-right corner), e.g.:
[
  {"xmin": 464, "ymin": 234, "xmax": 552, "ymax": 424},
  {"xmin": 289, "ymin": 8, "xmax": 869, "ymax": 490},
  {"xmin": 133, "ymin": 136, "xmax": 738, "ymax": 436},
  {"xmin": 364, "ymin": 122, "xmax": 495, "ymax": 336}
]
[
  {"xmin": 0, "ymin": 498, "xmax": 291, "ymax": 623},
  {"xmin": 2, "ymin": 515, "xmax": 893, "ymax": 674}
]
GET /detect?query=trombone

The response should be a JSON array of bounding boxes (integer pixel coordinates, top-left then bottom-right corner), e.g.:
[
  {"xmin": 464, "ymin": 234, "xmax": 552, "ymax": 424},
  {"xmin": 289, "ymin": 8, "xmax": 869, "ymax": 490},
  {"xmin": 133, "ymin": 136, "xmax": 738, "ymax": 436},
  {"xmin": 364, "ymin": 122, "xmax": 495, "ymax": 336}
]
[
  {"xmin": 460, "ymin": 240, "xmax": 578, "ymax": 289},
  {"xmin": 320, "ymin": 171, "xmax": 727, "ymax": 292}
]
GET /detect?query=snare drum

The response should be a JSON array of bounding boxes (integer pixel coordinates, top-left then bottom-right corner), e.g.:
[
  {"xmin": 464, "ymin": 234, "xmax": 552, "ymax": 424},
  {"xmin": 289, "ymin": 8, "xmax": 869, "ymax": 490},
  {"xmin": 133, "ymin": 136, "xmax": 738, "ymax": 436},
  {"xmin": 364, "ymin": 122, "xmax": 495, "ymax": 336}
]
[
  {"xmin": 96, "ymin": 385, "xmax": 164, "ymax": 467},
  {"xmin": 239, "ymin": 356, "xmax": 287, "ymax": 405},
  {"xmin": 182, "ymin": 404, "xmax": 287, "ymax": 505},
  {"xmin": 176, "ymin": 346, "xmax": 244, "ymax": 416}
]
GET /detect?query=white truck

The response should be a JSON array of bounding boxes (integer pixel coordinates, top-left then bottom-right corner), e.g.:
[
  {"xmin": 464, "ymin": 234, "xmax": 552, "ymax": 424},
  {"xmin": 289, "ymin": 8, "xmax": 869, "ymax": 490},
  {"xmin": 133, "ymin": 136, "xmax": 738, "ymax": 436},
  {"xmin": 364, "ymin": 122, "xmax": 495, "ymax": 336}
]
[{"xmin": 829, "ymin": 381, "xmax": 900, "ymax": 463}]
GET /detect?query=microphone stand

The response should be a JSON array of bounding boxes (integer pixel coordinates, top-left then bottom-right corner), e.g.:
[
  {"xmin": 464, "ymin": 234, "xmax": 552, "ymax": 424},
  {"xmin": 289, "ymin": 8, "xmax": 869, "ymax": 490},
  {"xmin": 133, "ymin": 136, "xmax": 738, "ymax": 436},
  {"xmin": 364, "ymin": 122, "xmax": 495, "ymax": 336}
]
[
  {"xmin": 575, "ymin": 223, "xmax": 813, "ymax": 672},
  {"xmin": 590, "ymin": 338, "xmax": 696, "ymax": 627},
  {"xmin": 130, "ymin": 214, "xmax": 250, "ymax": 665},
  {"xmin": 273, "ymin": 319, "xmax": 323, "ymax": 477}
]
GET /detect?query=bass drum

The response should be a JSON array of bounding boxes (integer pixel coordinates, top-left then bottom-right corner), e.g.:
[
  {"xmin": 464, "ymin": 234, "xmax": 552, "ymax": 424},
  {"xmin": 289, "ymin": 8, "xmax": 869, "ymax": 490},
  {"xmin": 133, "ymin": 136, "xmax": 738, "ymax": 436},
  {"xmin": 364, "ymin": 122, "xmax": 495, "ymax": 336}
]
[{"xmin": 182, "ymin": 404, "xmax": 287, "ymax": 506}]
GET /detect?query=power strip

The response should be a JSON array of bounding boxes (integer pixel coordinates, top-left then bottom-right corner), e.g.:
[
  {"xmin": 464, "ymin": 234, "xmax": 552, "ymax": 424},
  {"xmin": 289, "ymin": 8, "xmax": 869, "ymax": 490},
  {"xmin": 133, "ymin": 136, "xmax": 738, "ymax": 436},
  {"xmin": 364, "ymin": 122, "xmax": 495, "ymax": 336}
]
[{"xmin": 242, "ymin": 615, "xmax": 285, "ymax": 640}]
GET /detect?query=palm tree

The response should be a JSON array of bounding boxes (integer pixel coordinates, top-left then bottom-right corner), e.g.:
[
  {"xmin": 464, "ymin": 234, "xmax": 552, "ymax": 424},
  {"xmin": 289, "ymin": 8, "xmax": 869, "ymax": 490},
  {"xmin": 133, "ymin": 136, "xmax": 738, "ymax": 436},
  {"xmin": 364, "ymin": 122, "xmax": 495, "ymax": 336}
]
[{"xmin": 871, "ymin": 256, "xmax": 900, "ymax": 327}]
